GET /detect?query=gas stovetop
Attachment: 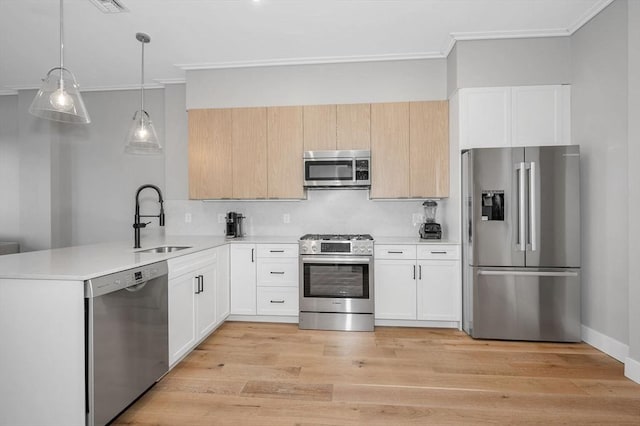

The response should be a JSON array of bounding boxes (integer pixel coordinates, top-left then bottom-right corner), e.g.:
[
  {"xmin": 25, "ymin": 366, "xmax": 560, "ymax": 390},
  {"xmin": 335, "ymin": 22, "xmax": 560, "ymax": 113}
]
[
  {"xmin": 300, "ymin": 234, "xmax": 374, "ymax": 241},
  {"xmin": 299, "ymin": 234, "xmax": 374, "ymax": 256}
]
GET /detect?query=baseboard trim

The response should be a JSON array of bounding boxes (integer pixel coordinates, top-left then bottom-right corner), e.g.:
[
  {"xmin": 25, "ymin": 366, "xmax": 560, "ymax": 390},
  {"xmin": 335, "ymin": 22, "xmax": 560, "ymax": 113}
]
[
  {"xmin": 227, "ymin": 314, "xmax": 298, "ymax": 324},
  {"xmin": 624, "ymin": 356, "xmax": 640, "ymax": 384},
  {"xmin": 375, "ymin": 319, "xmax": 460, "ymax": 329},
  {"xmin": 581, "ymin": 325, "xmax": 629, "ymax": 363}
]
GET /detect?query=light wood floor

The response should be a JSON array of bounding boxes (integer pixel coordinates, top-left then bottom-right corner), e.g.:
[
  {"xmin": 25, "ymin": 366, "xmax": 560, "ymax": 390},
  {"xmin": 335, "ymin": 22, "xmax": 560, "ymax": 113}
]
[{"xmin": 114, "ymin": 322, "xmax": 640, "ymax": 425}]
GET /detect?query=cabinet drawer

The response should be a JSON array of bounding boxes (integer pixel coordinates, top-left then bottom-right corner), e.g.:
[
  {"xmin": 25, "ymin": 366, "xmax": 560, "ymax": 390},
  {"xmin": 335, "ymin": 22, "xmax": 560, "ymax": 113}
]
[
  {"xmin": 257, "ymin": 244, "xmax": 299, "ymax": 258},
  {"xmin": 375, "ymin": 245, "xmax": 416, "ymax": 260},
  {"xmin": 417, "ymin": 245, "xmax": 460, "ymax": 260},
  {"xmin": 257, "ymin": 287, "xmax": 299, "ymax": 315},
  {"xmin": 257, "ymin": 258, "xmax": 299, "ymax": 287}
]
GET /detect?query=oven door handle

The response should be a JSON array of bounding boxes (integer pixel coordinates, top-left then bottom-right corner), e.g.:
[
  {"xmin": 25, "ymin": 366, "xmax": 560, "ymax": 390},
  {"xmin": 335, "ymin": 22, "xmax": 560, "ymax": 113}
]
[{"xmin": 300, "ymin": 256, "xmax": 372, "ymax": 265}]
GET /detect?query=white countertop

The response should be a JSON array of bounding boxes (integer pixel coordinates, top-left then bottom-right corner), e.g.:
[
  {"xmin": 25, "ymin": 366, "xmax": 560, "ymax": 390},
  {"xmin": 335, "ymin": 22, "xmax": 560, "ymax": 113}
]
[
  {"xmin": 374, "ymin": 237, "xmax": 459, "ymax": 245},
  {"xmin": 0, "ymin": 235, "xmax": 299, "ymax": 281},
  {"xmin": 0, "ymin": 234, "xmax": 454, "ymax": 281}
]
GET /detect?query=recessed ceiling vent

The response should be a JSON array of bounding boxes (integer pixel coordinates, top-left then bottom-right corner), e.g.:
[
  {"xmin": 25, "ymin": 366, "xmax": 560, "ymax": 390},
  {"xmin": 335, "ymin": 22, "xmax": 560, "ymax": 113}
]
[{"xmin": 89, "ymin": 0, "xmax": 128, "ymax": 13}]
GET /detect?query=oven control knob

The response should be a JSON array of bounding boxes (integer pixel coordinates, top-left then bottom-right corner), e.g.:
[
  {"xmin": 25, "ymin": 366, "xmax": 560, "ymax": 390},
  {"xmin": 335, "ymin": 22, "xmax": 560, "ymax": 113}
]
[
  {"xmin": 311, "ymin": 246, "xmax": 317, "ymax": 253},
  {"xmin": 300, "ymin": 245, "xmax": 307, "ymax": 254}
]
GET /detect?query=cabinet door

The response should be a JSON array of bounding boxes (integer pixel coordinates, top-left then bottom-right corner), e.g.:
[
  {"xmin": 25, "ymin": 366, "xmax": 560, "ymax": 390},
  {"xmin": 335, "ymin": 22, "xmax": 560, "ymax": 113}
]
[
  {"xmin": 230, "ymin": 244, "xmax": 257, "ymax": 315},
  {"xmin": 459, "ymin": 87, "xmax": 511, "ymax": 149},
  {"xmin": 370, "ymin": 102, "xmax": 410, "ymax": 198},
  {"xmin": 512, "ymin": 85, "xmax": 570, "ymax": 147},
  {"xmin": 232, "ymin": 108, "xmax": 268, "ymax": 198},
  {"xmin": 195, "ymin": 263, "xmax": 217, "ymax": 339},
  {"xmin": 416, "ymin": 260, "xmax": 460, "ymax": 321},
  {"xmin": 337, "ymin": 103, "xmax": 370, "ymax": 150},
  {"xmin": 267, "ymin": 106, "xmax": 304, "ymax": 199},
  {"xmin": 303, "ymin": 105, "xmax": 337, "ymax": 151},
  {"xmin": 410, "ymin": 101, "xmax": 449, "ymax": 198},
  {"xmin": 374, "ymin": 259, "xmax": 417, "ymax": 320},
  {"xmin": 216, "ymin": 245, "xmax": 230, "ymax": 324},
  {"xmin": 168, "ymin": 274, "xmax": 197, "ymax": 366},
  {"xmin": 188, "ymin": 109, "xmax": 233, "ymax": 199}
]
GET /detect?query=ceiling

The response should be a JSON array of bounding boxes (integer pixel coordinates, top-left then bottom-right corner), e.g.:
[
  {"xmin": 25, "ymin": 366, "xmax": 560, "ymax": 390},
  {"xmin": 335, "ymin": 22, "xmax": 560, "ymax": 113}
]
[{"xmin": 0, "ymin": 0, "xmax": 613, "ymax": 94}]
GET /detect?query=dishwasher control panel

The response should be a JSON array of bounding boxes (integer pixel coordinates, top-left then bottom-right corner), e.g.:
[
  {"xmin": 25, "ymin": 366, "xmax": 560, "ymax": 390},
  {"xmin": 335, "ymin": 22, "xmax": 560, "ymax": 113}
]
[{"xmin": 85, "ymin": 261, "xmax": 168, "ymax": 298}]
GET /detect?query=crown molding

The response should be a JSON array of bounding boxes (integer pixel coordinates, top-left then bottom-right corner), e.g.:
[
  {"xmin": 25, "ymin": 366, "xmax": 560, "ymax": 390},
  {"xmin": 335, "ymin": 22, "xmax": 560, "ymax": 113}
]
[
  {"xmin": 3, "ymin": 83, "xmax": 165, "ymax": 93},
  {"xmin": 154, "ymin": 78, "xmax": 186, "ymax": 85},
  {"xmin": 567, "ymin": 0, "xmax": 615, "ymax": 34},
  {"xmin": 176, "ymin": 51, "xmax": 444, "ymax": 71},
  {"xmin": 0, "ymin": 89, "xmax": 18, "ymax": 96}
]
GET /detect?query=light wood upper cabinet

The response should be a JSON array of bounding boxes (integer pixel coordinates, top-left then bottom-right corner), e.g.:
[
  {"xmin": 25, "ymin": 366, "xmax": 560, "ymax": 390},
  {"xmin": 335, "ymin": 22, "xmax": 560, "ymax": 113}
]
[
  {"xmin": 232, "ymin": 108, "xmax": 268, "ymax": 199},
  {"xmin": 370, "ymin": 102, "xmax": 411, "ymax": 198},
  {"xmin": 370, "ymin": 101, "xmax": 449, "ymax": 199},
  {"xmin": 409, "ymin": 101, "xmax": 449, "ymax": 198},
  {"xmin": 267, "ymin": 106, "xmax": 304, "ymax": 199},
  {"xmin": 337, "ymin": 103, "xmax": 371, "ymax": 150},
  {"xmin": 189, "ymin": 109, "xmax": 233, "ymax": 199},
  {"xmin": 303, "ymin": 105, "xmax": 337, "ymax": 151}
]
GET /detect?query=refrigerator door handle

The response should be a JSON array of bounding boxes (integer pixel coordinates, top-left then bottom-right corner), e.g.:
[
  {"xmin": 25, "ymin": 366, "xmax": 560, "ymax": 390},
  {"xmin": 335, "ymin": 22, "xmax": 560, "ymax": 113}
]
[
  {"xmin": 478, "ymin": 270, "xmax": 579, "ymax": 277},
  {"xmin": 517, "ymin": 162, "xmax": 527, "ymax": 252},
  {"xmin": 529, "ymin": 161, "xmax": 537, "ymax": 252}
]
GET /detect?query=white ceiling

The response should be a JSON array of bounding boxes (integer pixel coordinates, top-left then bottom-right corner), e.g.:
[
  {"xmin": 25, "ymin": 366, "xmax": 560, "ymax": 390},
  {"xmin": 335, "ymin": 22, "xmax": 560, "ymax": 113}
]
[{"xmin": 0, "ymin": 0, "xmax": 613, "ymax": 94}]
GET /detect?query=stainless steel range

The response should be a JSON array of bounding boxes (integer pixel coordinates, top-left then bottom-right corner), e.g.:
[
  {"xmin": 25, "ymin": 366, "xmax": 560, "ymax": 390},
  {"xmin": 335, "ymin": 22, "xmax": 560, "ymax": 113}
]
[{"xmin": 299, "ymin": 234, "xmax": 374, "ymax": 331}]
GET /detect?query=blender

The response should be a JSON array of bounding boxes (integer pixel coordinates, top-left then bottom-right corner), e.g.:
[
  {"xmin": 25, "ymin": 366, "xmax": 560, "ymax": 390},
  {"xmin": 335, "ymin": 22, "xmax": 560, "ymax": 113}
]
[{"xmin": 419, "ymin": 200, "xmax": 442, "ymax": 240}]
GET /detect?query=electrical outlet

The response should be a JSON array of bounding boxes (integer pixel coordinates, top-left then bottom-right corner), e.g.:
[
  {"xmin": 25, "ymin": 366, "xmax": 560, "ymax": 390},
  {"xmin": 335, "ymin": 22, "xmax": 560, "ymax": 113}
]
[
  {"xmin": 283, "ymin": 213, "xmax": 290, "ymax": 224},
  {"xmin": 217, "ymin": 214, "xmax": 225, "ymax": 224},
  {"xmin": 184, "ymin": 213, "xmax": 192, "ymax": 223}
]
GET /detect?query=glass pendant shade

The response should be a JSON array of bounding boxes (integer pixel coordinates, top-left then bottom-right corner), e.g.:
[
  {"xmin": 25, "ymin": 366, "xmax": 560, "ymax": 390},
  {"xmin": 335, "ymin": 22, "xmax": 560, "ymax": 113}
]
[
  {"xmin": 125, "ymin": 110, "xmax": 162, "ymax": 155},
  {"xmin": 124, "ymin": 32, "xmax": 162, "ymax": 155},
  {"xmin": 29, "ymin": 67, "xmax": 91, "ymax": 124}
]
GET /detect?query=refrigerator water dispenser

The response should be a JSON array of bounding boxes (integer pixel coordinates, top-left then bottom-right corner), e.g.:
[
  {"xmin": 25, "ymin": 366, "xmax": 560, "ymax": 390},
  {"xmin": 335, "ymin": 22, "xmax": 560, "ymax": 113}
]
[{"xmin": 481, "ymin": 191, "xmax": 504, "ymax": 221}]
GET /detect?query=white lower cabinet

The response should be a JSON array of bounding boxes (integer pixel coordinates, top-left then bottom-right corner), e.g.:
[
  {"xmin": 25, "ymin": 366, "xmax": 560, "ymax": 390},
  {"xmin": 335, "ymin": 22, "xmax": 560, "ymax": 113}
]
[
  {"xmin": 375, "ymin": 244, "xmax": 460, "ymax": 324},
  {"xmin": 230, "ymin": 244, "xmax": 257, "ymax": 315},
  {"xmin": 374, "ymin": 259, "xmax": 417, "ymax": 320},
  {"xmin": 168, "ymin": 247, "xmax": 227, "ymax": 367},
  {"xmin": 231, "ymin": 243, "xmax": 299, "ymax": 318}
]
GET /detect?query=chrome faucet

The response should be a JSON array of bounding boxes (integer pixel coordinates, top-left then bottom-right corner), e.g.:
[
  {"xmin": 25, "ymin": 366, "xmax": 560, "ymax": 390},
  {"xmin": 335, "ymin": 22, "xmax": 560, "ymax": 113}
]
[{"xmin": 133, "ymin": 184, "xmax": 165, "ymax": 249}]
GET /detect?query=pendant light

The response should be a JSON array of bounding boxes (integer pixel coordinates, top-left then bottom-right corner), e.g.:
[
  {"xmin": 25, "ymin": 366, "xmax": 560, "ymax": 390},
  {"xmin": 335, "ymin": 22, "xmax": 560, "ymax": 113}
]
[
  {"xmin": 124, "ymin": 32, "xmax": 162, "ymax": 155},
  {"xmin": 29, "ymin": 0, "xmax": 90, "ymax": 124}
]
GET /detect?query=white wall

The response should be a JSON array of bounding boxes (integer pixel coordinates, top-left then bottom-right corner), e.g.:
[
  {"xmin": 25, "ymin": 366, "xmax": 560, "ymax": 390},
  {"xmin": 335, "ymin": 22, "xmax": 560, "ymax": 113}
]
[
  {"xmin": 186, "ymin": 59, "xmax": 447, "ymax": 109},
  {"xmin": 0, "ymin": 95, "xmax": 20, "ymax": 244},
  {"xmin": 8, "ymin": 89, "xmax": 166, "ymax": 251},
  {"xmin": 571, "ymin": 0, "xmax": 629, "ymax": 347},
  {"xmin": 627, "ymin": 0, "xmax": 640, "ymax": 375},
  {"xmin": 452, "ymin": 37, "xmax": 571, "ymax": 90},
  {"xmin": 65, "ymin": 89, "xmax": 166, "ymax": 246}
]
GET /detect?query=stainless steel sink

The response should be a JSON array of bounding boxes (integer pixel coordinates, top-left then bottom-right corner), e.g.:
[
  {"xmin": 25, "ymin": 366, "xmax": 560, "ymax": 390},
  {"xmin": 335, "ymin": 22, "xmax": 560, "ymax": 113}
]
[{"xmin": 136, "ymin": 245, "xmax": 192, "ymax": 254}]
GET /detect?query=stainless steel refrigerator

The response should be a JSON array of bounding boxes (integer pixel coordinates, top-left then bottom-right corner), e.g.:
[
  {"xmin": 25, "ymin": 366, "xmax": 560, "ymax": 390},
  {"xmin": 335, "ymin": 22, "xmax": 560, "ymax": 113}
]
[{"xmin": 462, "ymin": 145, "xmax": 581, "ymax": 342}]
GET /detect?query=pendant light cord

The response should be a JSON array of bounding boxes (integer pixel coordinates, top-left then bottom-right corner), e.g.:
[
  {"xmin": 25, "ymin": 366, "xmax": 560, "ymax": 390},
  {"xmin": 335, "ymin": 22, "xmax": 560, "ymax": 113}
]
[
  {"xmin": 140, "ymin": 38, "xmax": 145, "ymax": 118},
  {"xmin": 59, "ymin": 0, "xmax": 65, "ymax": 88}
]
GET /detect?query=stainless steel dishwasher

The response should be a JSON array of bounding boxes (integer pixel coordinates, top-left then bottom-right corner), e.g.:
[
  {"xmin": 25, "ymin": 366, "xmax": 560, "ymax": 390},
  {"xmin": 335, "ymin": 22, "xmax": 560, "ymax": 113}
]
[{"xmin": 85, "ymin": 261, "xmax": 169, "ymax": 426}]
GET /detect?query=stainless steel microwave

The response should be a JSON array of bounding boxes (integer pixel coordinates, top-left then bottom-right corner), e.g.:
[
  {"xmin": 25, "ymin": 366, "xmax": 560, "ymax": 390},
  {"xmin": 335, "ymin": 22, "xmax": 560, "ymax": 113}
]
[{"xmin": 303, "ymin": 150, "xmax": 371, "ymax": 188}]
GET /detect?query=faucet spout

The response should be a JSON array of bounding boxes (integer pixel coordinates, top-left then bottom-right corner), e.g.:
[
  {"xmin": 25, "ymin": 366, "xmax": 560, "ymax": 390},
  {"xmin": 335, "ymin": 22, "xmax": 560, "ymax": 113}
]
[{"xmin": 133, "ymin": 184, "xmax": 165, "ymax": 249}]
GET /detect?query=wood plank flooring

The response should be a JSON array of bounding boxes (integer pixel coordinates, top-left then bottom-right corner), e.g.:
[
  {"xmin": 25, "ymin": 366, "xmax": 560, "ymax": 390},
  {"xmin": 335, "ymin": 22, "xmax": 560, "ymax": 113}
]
[{"xmin": 113, "ymin": 322, "xmax": 640, "ymax": 425}]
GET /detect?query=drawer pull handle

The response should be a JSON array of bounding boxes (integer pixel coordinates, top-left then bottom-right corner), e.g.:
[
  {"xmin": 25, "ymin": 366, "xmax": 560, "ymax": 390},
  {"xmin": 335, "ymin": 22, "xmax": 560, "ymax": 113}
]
[
  {"xmin": 430, "ymin": 251, "xmax": 448, "ymax": 254},
  {"xmin": 388, "ymin": 251, "xmax": 404, "ymax": 254},
  {"xmin": 270, "ymin": 271, "xmax": 285, "ymax": 275},
  {"xmin": 270, "ymin": 300, "xmax": 285, "ymax": 304},
  {"xmin": 270, "ymin": 250, "xmax": 285, "ymax": 253}
]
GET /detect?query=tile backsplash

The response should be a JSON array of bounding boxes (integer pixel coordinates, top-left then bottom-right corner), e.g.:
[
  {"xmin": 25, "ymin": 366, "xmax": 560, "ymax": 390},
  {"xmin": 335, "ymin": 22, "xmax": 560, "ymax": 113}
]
[{"xmin": 166, "ymin": 189, "xmax": 458, "ymax": 240}]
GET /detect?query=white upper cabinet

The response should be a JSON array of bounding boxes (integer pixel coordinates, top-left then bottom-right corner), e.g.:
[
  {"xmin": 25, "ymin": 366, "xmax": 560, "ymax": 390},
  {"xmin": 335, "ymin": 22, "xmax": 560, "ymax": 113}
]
[
  {"xmin": 511, "ymin": 85, "xmax": 570, "ymax": 147},
  {"xmin": 460, "ymin": 87, "xmax": 511, "ymax": 149},
  {"xmin": 457, "ymin": 85, "xmax": 570, "ymax": 149}
]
